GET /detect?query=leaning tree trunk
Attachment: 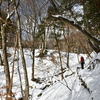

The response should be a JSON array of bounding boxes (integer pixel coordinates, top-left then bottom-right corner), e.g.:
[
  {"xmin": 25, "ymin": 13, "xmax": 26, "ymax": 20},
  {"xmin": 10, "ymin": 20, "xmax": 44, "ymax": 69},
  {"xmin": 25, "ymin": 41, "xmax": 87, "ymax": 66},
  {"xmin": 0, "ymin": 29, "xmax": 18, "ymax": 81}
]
[
  {"xmin": 1, "ymin": 25, "xmax": 10, "ymax": 92},
  {"xmin": 53, "ymin": 16, "xmax": 100, "ymax": 46},
  {"xmin": 14, "ymin": 0, "xmax": 29, "ymax": 99}
]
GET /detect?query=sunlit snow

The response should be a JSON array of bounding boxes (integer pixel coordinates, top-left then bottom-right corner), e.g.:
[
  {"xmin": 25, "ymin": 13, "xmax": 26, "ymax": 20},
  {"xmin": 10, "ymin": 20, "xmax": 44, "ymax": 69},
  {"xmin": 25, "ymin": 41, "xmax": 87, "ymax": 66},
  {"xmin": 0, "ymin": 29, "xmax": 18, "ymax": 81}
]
[{"xmin": 0, "ymin": 48, "xmax": 100, "ymax": 100}]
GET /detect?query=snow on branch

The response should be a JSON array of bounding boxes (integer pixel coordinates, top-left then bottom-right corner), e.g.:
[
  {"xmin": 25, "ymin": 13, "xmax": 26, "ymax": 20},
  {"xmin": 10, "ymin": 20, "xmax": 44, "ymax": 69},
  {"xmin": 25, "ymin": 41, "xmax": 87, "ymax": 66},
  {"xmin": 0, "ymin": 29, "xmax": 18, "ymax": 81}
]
[{"xmin": 51, "ymin": 15, "xmax": 100, "ymax": 45}]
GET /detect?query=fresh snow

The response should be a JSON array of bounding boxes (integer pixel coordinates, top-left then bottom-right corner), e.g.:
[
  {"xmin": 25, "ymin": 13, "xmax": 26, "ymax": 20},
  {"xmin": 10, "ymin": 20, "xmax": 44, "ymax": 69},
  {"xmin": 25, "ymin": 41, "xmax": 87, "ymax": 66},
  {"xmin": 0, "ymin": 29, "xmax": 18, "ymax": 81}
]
[{"xmin": 0, "ymin": 48, "xmax": 100, "ymax": 100}]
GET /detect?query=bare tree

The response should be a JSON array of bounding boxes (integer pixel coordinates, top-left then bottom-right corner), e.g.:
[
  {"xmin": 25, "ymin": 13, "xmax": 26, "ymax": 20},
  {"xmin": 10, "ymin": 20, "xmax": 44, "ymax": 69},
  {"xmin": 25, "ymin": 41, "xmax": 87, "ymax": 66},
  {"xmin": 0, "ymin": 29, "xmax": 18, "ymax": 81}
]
[
  {"xmin": 53, "ymin": 26, "xmax": 64, "ymax": 80},
  {"xmin": 0, "ymin": 0, "xmax": 12, "ymax": 94},
  {"xmin": 14, "ymin": 0, "xmax": 29, "ymax": 99},
  {"xmin": 20, "ymin": 0, "xmax": 49, "ymax": 80}
]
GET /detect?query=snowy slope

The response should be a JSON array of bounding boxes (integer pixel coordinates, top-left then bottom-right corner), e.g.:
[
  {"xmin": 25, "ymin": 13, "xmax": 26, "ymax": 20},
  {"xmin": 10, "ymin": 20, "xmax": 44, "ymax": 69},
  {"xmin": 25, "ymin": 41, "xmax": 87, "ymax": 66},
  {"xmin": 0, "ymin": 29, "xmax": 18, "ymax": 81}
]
[
  {"xmin": 38, "ymin": 52, "xmax": 100, "ymax": 100},
  {"xmin": 0, "ymin": 48, "xmax": 100, "ymax": 100}
]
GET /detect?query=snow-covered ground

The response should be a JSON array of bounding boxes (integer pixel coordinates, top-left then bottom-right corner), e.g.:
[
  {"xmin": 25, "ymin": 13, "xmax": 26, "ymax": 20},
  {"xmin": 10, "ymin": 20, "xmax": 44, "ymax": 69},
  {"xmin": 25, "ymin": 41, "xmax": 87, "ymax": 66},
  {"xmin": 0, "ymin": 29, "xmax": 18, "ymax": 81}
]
[{"xmin": 0, "ymin": 48, "xmax": 100, "ymax": 100}]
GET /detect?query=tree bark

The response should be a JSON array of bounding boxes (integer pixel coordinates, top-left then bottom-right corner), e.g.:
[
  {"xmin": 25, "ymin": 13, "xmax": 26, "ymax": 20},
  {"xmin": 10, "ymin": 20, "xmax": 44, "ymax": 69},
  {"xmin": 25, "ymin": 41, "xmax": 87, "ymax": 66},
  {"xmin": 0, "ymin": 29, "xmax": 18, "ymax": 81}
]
[
  {"xmin": 88, "ymin": 39, "xmax": 100, "ymax": 53},
  {"xmin": 54, "ymin": 26, "xmax": 64, "ymax": 80},
  {"xmin": 31, "ymin": 24, "xmax": 36, "ymax": 80},
  {"xmin": 14, "ymin": 0, "xmax": 29, "ymax": 99},
  {"xmin": 1, "ymin": 25, "xmax": 10, "ymax": 92},
  {"xmin": 63, "ymin": 27, "xmax": 71, "ymax": 70}
]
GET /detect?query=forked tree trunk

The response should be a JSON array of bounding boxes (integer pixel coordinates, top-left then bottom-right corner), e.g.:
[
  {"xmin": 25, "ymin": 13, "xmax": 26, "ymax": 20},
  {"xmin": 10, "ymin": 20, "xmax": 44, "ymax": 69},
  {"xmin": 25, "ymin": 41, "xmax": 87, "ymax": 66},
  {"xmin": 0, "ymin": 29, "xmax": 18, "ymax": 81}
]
[{"xmin": 14, "ymin": 0, "xmax": 29, "ymax": 99}]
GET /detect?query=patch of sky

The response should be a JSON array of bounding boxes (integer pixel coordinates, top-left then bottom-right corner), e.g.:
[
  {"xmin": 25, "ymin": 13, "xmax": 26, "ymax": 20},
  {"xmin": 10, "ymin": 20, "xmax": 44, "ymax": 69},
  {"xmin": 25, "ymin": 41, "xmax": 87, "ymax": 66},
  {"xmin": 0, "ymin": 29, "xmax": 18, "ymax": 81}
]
[{"xmin": 72, "ymin": 4, "xmax": 83, "ymax": 15}]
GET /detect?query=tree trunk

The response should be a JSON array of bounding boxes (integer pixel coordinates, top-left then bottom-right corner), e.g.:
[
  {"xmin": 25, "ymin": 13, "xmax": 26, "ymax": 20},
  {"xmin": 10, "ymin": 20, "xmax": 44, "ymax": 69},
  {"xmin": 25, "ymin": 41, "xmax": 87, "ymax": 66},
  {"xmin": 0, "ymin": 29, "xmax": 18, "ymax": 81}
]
[
  {"xmin": 0, "ymin": 0, "xmax": 2, "ymax": 48},
  {"xmin": 88, "ymin": 39, "xmax": 100, "ymax": 53},
  {"xmin": 63, "ymin": 27, "xmax": 70, "ymax": 70},
  {"xmin": 31, "ymin": 25, "xmax": 35, "ymax": 80},
  {"xmin": 1, "ymin": 25, "xmax": 10, "ymax": 92},
  {"xmin": 54, "ymin": 26, "xmax": 64, "ymax": 80},
  {"xmin": 9, "ymin": 33, "xmax": 18, "ymax": 95},
  {"xmin": 39, "ymin": 33, "xmax": 46, "ymax": 56},
  {"xmin": 14, "ymin": 0, "xmax": 29, "ymax": 99},
  {"xmin": 17, "ymin": 49, "xmax": 24, "ymax": 99},
  {"xmin": 32, "ymin": 48, "xmax": 35, "ymax": 80},
  {"xmin": 31, "ymin": 23, "xmax": 36, "ymax": 80}
]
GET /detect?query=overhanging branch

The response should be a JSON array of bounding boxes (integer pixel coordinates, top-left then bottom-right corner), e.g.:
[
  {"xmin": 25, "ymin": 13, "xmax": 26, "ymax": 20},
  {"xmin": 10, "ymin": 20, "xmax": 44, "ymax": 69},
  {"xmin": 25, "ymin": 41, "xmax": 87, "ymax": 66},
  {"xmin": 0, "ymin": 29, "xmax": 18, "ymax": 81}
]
[{"xmin": 52, "ymin": 16, "xmax": 100, "ymax": 45}]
